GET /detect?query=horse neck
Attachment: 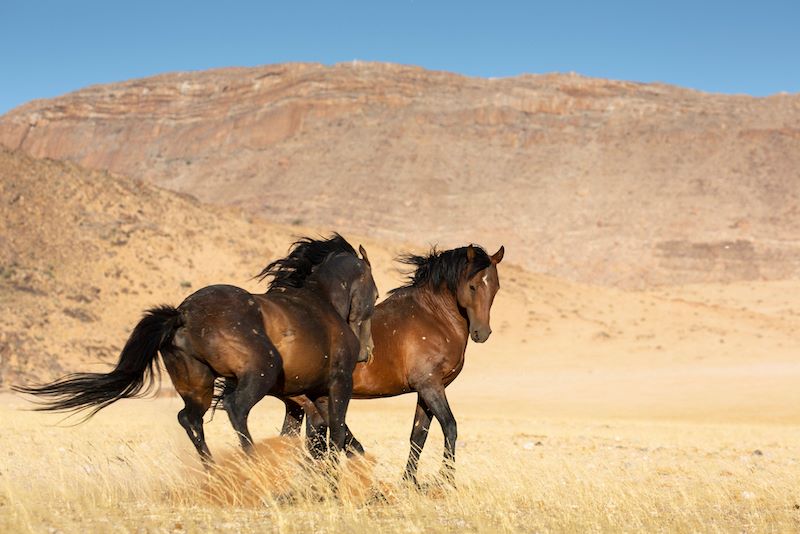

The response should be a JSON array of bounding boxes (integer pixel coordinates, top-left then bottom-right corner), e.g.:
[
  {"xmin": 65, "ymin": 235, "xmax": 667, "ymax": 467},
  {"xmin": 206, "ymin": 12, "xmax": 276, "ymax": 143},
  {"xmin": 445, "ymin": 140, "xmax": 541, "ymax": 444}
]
[
  {"xmin": 307, "ymin": 265, "xmax": 350, "ymax": 319},
  {"xmin": 415, "ymin": 285, "xmax": 469, "ymax": 342}
]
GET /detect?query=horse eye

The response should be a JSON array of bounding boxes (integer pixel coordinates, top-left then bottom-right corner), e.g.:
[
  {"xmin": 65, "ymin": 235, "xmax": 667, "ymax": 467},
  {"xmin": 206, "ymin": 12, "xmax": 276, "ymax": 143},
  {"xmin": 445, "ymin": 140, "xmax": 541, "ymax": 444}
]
[{"xmin": 469, "ymin": 285, "xmax": 476, "ymax": 292}]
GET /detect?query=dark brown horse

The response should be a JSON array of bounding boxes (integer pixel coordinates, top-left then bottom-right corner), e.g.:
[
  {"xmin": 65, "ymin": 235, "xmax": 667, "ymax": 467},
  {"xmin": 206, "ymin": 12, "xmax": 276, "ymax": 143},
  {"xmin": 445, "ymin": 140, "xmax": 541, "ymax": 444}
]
[
  {"xmin": 14, "ymin": 235, "xmax": 378, "ymax": 463},
  {"xmin": 280, "ymin": 244, "xmax": 503, "ymax": 485}
]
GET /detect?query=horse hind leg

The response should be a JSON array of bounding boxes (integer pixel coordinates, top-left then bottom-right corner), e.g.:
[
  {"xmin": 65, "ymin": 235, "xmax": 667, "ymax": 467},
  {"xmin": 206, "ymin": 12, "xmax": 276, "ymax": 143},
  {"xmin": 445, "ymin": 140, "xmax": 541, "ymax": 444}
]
[
  {"xmin": 281, "ymin": 397, "xmax": 311, "ymax": 436},
  {"xmin": 306, "ymin": 397, "xmax": 330, "ymax": 459},
  {"xmin": 178, "ymin": 399, "xmax": 212, "ymax": 463},
  {"xmin": 224, "ymin": 368, "xmax": 277, "ymax": 454},
  {"xmin": 403, "ymin": 394, "xmax": 433, "ymax": 486},
  {"xmin": 163, "ymin": 351, "xmax": 215, "ymax": 464},
  {"xmin": 327, "ymin": 368, "xmax": 354, "ymax": 455}
]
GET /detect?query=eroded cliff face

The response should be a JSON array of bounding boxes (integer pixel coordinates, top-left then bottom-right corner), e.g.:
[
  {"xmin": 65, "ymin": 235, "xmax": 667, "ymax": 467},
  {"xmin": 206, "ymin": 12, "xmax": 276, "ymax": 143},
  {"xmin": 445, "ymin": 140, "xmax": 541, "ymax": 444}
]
[{"xmin": 3, "ymin": 62, "xmax": 800, "ymax": 287}]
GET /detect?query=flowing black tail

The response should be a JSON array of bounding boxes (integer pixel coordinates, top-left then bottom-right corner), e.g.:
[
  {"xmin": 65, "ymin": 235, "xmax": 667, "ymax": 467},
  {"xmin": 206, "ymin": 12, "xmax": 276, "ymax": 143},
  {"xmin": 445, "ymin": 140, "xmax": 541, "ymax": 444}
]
[{"xmin": 12, "ymin": 305, "xmax": 183, "ymax": 419}]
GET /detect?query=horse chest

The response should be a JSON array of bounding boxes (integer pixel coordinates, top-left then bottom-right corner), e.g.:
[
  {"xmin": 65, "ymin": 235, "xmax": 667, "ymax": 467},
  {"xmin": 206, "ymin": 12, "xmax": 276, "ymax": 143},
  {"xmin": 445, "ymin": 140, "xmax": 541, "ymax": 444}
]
[{"xmin": 441, "ymin": 350, "xmax": 466, "ymax": 385}]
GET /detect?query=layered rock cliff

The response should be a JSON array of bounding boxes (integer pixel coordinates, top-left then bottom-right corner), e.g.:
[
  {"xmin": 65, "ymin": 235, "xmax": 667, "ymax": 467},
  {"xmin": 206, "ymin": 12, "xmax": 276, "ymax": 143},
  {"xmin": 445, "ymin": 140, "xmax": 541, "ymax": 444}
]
[{"xmin": 2, "ymin": 62, "xmax": 799, "ymax": 287}]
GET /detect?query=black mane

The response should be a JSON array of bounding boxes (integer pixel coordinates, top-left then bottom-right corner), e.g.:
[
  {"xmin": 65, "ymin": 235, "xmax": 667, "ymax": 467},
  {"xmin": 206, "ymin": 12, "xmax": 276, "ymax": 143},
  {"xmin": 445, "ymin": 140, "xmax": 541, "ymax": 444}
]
[
  {"xmin": 255, "ymin": 233, "xmax": 357, "ymax": 291},
  {"xmin": 389, "ymin": 245, "xmax": 492, "ymax": 295}
]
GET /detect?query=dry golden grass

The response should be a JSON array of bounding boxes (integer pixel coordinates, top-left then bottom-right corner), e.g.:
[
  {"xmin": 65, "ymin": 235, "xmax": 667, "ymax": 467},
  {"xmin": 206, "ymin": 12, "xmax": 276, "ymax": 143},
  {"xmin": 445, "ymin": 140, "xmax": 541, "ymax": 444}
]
[
  {"xmin": 3, "ymin": 259, "xmax": 800, "ymax": 532},
  {"xmin": 3, "ymin": 394, "xmax": 800, "ymax": 533}
]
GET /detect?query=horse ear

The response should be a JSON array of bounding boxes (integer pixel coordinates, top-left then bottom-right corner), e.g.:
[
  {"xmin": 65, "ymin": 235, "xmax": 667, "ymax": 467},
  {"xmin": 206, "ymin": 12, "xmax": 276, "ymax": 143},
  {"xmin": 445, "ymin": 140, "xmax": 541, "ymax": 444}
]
[
  {"xmin": 358, "ymin": 244, "xmax": 371, "ymax": 266},
  {"xmin": 466, "ymin": 244, "xmax": 476, "ymax": 262},
  {"xmin": 491, "ymin": 245, "xmax": 505, "ymax": 264}
]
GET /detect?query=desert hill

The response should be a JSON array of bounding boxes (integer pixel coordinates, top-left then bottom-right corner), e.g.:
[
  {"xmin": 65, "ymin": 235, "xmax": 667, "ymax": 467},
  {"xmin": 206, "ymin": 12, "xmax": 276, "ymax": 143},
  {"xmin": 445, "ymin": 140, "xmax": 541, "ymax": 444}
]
[
  {"xmin": 0, "ymin": 148, "xmax": 401, "ymax": 386},
  {"xmin": 2, "ymin": 149, "xmax": 798, "ymax": 423},
  {"xmin": 1, "ymin": 62, "xmax": 799, "ymax": 288}
]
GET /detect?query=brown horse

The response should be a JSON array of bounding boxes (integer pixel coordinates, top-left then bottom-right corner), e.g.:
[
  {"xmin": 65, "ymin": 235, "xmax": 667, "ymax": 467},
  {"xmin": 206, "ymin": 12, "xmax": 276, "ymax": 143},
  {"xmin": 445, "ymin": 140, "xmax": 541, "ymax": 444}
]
[
  {"xmin": 280, "ymin": 244, "xmax": 503, "ymax": 485},
  {"xmin": 14, "ymin": 235, "xmax": 378, "ymax": 463}
]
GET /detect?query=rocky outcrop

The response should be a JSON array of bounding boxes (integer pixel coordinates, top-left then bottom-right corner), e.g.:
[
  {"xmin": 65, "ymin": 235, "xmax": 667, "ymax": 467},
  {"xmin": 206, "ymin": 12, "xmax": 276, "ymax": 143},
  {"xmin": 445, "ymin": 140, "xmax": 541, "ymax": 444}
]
[{"xmin": 2, "ymin": 62, "xmax": 799, "ymax": 287}]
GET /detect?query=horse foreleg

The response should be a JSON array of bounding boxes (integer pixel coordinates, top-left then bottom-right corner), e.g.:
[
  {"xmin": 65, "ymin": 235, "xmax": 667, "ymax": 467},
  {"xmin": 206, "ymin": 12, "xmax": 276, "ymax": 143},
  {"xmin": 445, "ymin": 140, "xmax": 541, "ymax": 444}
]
[
  {"xmin": 402, "ymin": 393, "xmax": 433, "ymax": 486},
  {"xmin": 327, "ymin": 371, "xmax": 353, "ymax": 454},
  {"xmin": 418, "ymin": 385, "xmax": 457, "ymax": 486}
]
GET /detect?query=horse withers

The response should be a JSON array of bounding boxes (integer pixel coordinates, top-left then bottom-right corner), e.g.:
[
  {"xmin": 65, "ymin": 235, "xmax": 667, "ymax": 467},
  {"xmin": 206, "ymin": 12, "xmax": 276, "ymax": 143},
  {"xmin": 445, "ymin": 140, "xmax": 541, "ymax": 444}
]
[
  {"xmin": 15, "ymin": 234, "xmax": 378, "ymax": 464},
  {"xmin": 282, "ymin": 244, "xmax": 504, "ymax": 486}
]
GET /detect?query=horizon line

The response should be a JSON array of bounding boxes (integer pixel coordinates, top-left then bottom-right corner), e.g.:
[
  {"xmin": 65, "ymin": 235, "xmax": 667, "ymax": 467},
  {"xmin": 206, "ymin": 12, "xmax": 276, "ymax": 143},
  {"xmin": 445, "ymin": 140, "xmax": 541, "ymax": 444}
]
[{"xmin": 2, "ymin": 60, "xmax": 798, "ymax": 116}]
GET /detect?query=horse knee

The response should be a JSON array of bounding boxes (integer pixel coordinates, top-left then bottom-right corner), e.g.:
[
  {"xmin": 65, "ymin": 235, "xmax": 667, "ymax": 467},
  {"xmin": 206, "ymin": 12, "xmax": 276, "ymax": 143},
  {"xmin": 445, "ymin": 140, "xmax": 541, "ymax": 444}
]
[{"xmin": 329, "ymin": 364, "xmax": 353, "ymax": 392}]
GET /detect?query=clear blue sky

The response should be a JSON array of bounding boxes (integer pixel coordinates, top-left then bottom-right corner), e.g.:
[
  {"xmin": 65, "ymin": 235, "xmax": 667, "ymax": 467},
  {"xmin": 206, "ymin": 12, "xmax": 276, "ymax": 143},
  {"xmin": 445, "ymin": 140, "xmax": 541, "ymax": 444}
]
[{"xmin": 1, "ymin": 1, "xmax": 798, "ymax": 114}]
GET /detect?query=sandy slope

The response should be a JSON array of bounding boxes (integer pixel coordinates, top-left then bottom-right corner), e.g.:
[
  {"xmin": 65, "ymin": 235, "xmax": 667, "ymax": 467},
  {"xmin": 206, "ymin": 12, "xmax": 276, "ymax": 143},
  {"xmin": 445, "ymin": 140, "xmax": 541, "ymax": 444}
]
[
  {"xmin": 1, "ymin": 148, "xmax": 797, "ymax": 424},
  {"xmin": 457, "ymin": 268, "xmax": 800, "ymax": 424}
]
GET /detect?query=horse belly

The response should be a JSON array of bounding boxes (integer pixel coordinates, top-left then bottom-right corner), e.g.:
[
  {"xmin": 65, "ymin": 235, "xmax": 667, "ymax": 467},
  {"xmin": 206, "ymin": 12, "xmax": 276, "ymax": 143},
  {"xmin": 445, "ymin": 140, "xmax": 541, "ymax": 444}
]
[{"xmin": 351, "ymin": 352, "xmax": 410, "ymax": 398}]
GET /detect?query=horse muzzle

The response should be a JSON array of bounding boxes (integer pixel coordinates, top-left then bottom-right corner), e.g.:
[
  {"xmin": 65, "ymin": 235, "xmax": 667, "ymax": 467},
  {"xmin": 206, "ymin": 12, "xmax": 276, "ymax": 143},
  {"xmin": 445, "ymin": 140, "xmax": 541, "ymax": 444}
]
[{"xmin": 470, "ymin": 325, "xmax": 492, "ymax": 343}]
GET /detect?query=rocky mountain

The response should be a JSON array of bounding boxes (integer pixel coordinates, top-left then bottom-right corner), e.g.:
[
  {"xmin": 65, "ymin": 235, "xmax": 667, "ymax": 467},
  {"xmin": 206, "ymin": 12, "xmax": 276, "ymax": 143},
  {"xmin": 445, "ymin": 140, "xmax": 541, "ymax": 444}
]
[{"xmin": 2, "ymin": 62, "xmax": 799, "ymax": 287}]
